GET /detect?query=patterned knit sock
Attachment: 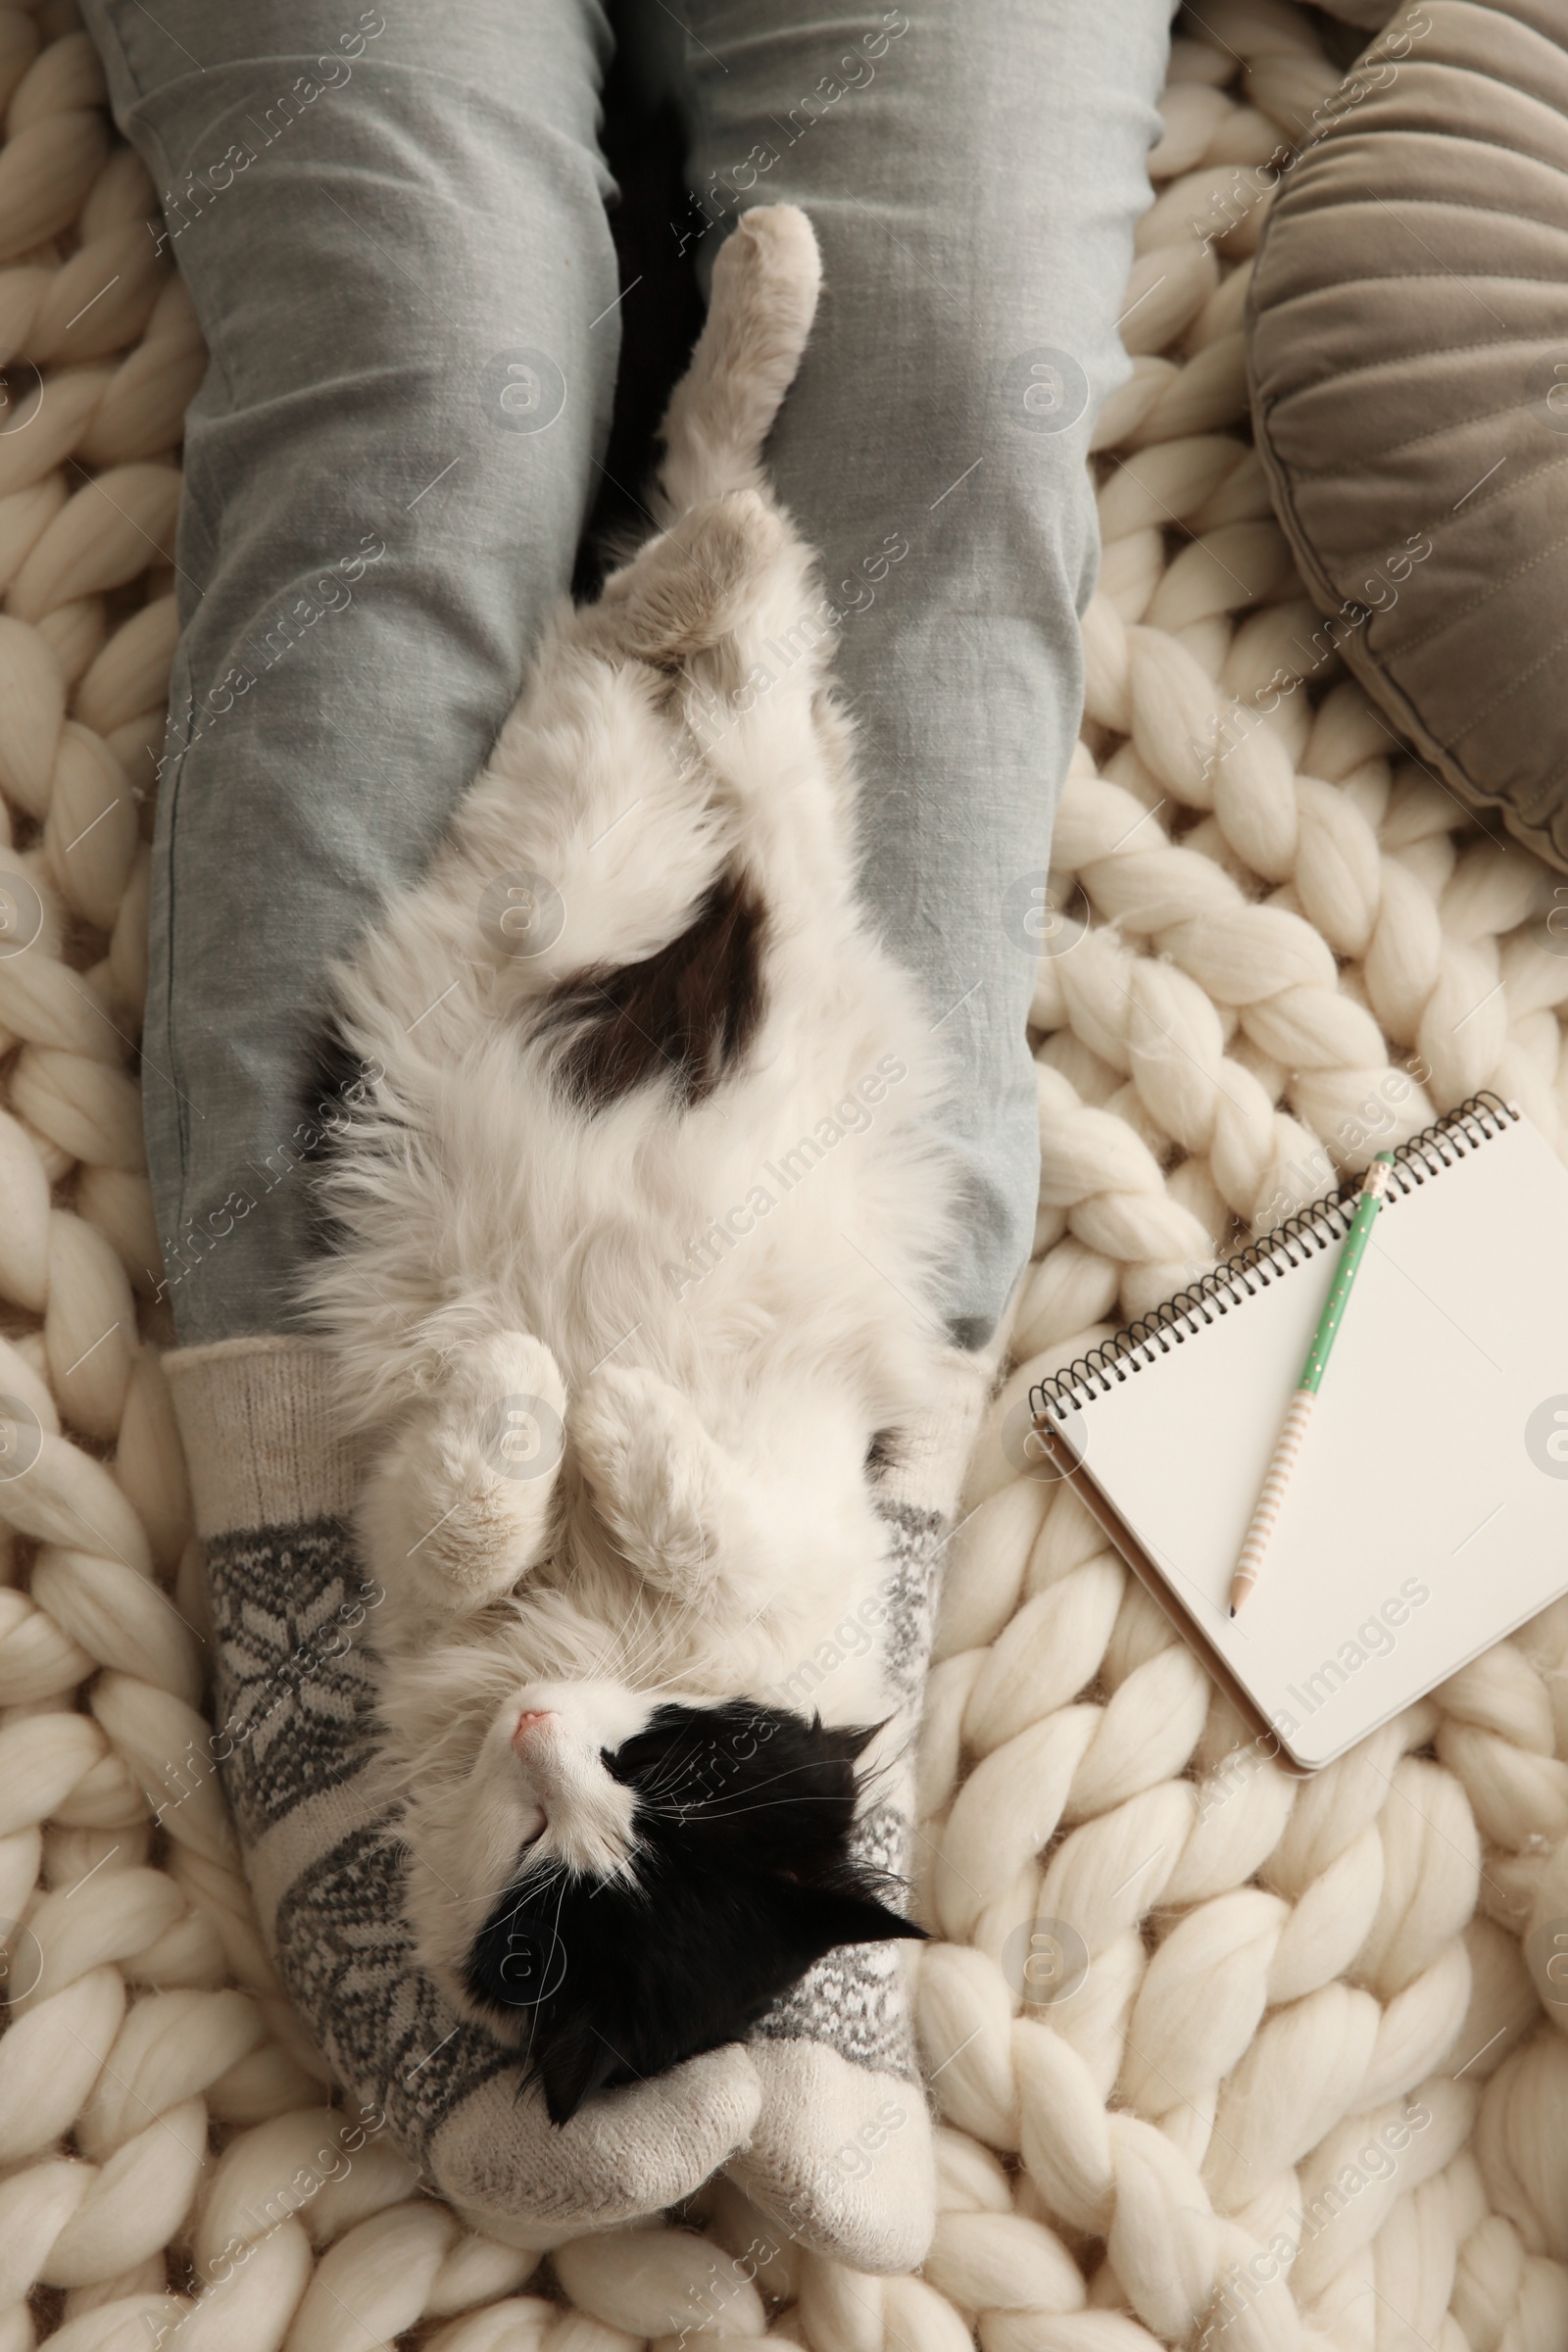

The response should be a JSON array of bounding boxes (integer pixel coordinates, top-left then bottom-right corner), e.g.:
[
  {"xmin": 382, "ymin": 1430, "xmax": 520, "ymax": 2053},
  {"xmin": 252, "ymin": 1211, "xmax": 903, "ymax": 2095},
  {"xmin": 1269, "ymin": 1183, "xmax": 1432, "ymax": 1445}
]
[
  {"xmin": 725, "ymin": 1349, "xmax": 993, "ymax": 2274},
  {"xmin": 164, "ymin": 1336, "xmax": 762, "ymax": 2247}
]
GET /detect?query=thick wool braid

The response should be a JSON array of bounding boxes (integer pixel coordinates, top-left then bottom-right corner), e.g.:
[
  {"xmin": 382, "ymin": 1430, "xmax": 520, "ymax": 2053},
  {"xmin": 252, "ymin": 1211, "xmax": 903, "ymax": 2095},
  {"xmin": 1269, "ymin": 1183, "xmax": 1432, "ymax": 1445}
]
[{"xmin": 2, "ymin": 0, "xmax": 1568, "ymax": 2344}]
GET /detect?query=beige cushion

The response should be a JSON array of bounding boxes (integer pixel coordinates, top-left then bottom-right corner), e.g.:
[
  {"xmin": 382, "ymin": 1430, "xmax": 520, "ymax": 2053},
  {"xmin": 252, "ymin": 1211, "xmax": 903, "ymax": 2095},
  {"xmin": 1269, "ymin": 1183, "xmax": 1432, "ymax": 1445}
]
[{"xmin": 1248, "ymin": 0, "xmax": 1568, "ymax": 868}]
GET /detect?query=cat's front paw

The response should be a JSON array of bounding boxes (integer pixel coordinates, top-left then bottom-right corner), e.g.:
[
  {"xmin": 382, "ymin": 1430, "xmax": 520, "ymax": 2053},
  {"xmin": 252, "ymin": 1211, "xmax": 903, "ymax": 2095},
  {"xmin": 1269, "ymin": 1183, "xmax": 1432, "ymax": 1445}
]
[
  {"xmin": 571, "ymin": 1364, "xmax": 723, "ymax": 1601},
  {"xmin": 366, "ymin": 1332, "xmax": 567, "ymax": 1610}
]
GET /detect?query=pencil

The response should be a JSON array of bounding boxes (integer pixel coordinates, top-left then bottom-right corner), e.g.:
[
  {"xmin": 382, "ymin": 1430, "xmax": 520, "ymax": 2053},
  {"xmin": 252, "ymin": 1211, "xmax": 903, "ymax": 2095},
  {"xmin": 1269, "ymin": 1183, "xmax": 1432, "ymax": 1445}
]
[{"xmin": 1228, "ymin": 1152, "xmax": 1396, "ymax": 1618}]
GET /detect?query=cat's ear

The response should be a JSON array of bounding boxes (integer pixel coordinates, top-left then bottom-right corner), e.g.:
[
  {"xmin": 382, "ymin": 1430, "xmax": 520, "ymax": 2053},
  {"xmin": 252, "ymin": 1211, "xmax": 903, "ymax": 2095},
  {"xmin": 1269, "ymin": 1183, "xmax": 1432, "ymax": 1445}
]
[
  {"xmin": 814, "ymin": 1717, "xmax": 884, "ymax": 1768},
  {"xmin": 535, "ymin": 2018, "xmax": 620, "ymax": 2127},
  {"xmin": 785, "ymin": 1880, "xmax": 927, "ymax": 1967}
]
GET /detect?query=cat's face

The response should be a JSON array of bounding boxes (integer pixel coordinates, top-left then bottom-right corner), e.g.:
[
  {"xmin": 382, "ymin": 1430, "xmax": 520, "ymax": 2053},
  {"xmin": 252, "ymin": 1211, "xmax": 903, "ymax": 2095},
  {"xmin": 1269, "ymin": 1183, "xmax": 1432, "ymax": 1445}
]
[{"xmin": 410, "ymin": 1679, "xmax": 922, "ymax": 2123}]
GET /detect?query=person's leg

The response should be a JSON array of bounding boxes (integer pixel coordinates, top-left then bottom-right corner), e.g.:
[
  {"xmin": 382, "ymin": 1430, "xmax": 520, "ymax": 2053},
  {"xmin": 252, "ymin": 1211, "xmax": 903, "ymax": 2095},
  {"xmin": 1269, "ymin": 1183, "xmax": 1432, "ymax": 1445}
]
[
  {"xmin": 80, "ymin": 0, "xmax": 760, "ymax": 2236},
  {"xmin": 632, "ymin": 0, "xmax": 1174, "ymax": 2264},
  {"xmin": 652, "ymin": 0, "xmax": 1173, "ymax": 1352},
  {"xmin": 84, "ymin": 0, "xmax": 618, "ymax": 1347}
]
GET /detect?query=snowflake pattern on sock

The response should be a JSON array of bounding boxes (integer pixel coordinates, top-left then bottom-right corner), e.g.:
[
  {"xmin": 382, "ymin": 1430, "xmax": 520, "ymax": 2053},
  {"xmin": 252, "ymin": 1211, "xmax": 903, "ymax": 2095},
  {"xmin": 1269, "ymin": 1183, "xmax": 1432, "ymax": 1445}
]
[
  {"xmin": 208, "ymin": 1517, "xmax": 514, "ymax": 2152},
  {"xmin": 207, "ymin": 1519, "xmax": 382, "ymax": 1844},
  {"xmin": 273, "ymin": 1822, "xmax": 514, "ymax": 2147}
]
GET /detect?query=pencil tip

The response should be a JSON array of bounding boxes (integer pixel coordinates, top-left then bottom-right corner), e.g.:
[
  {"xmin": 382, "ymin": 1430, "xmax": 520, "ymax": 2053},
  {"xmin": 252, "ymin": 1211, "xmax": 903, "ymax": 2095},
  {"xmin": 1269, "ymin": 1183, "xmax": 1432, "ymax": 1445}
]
[{"xmin": 1228, "ymin": 1604, "xmax": 1237, "ymax": 1618}]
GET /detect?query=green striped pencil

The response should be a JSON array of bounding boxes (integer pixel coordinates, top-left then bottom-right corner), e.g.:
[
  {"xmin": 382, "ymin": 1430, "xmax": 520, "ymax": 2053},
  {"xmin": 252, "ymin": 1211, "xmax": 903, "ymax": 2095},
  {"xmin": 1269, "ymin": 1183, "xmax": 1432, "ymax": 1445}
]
[{"xmin": 1229, "ymin": 1152, "xmax": 1396, "ymax": 1618}]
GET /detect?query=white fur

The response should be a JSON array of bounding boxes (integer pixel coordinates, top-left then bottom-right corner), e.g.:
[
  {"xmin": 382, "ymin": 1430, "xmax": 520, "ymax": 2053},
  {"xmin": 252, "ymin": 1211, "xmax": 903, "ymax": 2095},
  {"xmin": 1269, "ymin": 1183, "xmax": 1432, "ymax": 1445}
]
[{"xmin": 301, "ymin": 208, "xmax": 957, "ymax": 2022}]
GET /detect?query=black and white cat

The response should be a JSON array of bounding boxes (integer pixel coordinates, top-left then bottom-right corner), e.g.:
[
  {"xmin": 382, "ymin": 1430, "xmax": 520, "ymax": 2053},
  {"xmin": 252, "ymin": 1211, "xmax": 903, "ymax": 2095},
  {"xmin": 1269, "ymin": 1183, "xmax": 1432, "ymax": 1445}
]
[{"xmin": 301, "ymin": 205, "xmax": 960, "ymax": 2126}]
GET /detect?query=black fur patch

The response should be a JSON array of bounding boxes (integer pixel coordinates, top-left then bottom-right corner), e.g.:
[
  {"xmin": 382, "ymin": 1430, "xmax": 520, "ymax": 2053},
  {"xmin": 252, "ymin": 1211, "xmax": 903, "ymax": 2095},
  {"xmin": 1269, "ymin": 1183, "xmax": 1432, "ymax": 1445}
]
[
  {"xmin": 866, "ymin": 1428, "xmax": 903, "ymax": 1480},
  {"xmin": 463, "ymin": 1701, "xmax": 921, "ymax": 2124},
  {"xmin": 541, "ymin": 868, "xmax": 765, "ymax": 1112}
]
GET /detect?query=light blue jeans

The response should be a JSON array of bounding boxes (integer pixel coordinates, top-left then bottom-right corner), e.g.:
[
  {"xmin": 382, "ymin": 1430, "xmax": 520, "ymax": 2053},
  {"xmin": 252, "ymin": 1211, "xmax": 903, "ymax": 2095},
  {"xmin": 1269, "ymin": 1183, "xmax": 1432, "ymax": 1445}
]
[{"xmin": 81, "ymin": 0, "xmax": 1173, "ymax": 1351}]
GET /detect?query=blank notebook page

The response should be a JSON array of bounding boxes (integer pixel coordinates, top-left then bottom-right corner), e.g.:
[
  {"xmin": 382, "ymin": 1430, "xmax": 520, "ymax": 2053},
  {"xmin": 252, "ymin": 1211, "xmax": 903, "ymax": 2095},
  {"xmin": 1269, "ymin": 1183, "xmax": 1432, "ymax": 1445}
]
[{"xmin": 1046, "ymin": 1106, "xmax": 1568, "ymax": 1767}]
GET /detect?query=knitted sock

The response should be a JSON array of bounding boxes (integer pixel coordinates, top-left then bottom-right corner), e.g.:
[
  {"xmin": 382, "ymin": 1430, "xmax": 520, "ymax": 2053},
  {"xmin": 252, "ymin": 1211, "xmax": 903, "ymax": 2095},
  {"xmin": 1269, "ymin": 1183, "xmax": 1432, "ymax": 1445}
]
[
  {"xmin": 726, "ymin": 1349, "xmax": 992, "ymax": 2274},
  {"xmin": 163, "ymin": 1336, "xmax": 762, "ymax": 2247}
]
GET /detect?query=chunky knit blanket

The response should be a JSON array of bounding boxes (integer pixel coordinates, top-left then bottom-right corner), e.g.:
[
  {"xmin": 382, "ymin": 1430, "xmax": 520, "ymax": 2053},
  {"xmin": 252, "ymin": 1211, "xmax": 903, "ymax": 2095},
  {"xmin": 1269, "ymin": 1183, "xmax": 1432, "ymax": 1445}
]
[{"xmin": 3, "ymin": 0, "xmax": 1568, "ymax": 2345}]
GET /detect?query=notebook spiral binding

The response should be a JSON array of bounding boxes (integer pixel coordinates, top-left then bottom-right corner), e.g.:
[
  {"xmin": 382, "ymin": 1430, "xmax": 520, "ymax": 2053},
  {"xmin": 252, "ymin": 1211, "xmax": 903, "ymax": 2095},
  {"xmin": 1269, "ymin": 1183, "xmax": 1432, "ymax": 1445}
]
[{"xmin": 1030, "ymin": 1091, "xmax": 1518, "ymax": 1422}]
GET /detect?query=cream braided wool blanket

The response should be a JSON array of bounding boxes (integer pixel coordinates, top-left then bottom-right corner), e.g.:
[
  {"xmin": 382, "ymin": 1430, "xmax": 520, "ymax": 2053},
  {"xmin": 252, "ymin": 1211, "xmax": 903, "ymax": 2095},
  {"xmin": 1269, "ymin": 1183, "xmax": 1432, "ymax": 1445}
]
[{"xmin": 3, "ymin": 0, "xmax": 1568, "ymax": 2344}]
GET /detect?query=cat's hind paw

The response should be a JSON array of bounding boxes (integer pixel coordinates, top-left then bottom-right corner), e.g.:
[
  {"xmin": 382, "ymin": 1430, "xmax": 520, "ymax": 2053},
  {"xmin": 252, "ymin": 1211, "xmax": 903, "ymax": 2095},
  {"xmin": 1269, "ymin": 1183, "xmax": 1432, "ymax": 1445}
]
[
  {"xmin": 713, "ymin": 204, "xmax": 822, "ymax": 358},
  {"xmin": 365, "ymin": 1332, "xmax": 567, "ymax": 1610},
  {"xmin": 571, "ymin": 1363, "xmax": 725, "ymax": 1601}
]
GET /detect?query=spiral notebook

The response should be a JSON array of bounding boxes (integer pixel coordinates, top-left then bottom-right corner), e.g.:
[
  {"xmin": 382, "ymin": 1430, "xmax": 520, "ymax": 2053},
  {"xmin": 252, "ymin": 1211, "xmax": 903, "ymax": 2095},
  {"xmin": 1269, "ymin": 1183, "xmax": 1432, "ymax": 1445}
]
[{"xmin": 1029, "ymin": 1095, "xmax": 1568, "ymax": 1771}]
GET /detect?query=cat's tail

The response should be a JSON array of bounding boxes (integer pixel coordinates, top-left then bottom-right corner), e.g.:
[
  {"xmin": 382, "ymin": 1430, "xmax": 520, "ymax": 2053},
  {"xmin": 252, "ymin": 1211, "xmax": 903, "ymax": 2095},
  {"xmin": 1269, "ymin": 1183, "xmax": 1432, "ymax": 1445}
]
[{"xmin": 654, "ymin": 205, "xmax": 821, "ymax": 519}]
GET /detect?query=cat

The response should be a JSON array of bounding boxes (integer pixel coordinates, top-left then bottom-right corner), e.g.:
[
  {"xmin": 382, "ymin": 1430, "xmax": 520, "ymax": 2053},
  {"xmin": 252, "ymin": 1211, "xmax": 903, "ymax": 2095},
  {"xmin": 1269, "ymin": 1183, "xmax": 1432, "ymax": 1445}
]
[{"xmin": 299, "ymin": 204, "xmax": 961, "ymax": 2126}]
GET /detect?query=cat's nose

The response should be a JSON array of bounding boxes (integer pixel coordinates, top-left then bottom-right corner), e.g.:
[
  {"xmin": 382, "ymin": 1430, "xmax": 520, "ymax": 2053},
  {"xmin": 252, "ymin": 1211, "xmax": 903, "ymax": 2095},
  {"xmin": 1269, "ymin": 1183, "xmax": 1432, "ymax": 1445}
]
[{"xmin": 513, "ymin": 1707, "xmax": 558, "ymax": 1749}]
